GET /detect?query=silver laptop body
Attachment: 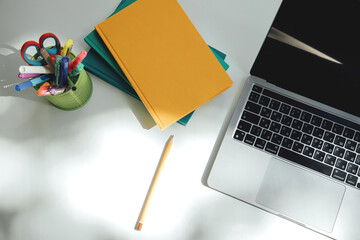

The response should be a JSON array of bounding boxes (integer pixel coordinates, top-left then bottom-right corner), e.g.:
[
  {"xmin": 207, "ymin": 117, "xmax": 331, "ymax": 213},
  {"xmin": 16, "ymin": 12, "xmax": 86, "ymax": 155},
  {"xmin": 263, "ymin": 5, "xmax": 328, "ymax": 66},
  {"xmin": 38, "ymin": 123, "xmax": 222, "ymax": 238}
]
[{"xmin": 204, "ymin": 0, "xmax": 360, "ymax": 239}]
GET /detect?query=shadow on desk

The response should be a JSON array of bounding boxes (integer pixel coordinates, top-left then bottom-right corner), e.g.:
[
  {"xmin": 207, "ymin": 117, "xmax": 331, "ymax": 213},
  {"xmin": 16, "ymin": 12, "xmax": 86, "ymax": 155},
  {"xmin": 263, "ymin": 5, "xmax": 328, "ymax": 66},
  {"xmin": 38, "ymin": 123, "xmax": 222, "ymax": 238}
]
[{"xmin": 0, "ymin": 44, "xmax": 46, "ymax": 103}]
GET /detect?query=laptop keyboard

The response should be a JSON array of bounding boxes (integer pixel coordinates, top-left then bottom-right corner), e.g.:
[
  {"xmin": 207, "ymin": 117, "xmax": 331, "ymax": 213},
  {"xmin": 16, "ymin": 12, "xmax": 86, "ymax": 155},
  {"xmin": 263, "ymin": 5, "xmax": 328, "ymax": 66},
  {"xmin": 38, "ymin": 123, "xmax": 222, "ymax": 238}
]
[{"xmin": 234, "ymin": 84, "xmax": 360, "ymax": 189}]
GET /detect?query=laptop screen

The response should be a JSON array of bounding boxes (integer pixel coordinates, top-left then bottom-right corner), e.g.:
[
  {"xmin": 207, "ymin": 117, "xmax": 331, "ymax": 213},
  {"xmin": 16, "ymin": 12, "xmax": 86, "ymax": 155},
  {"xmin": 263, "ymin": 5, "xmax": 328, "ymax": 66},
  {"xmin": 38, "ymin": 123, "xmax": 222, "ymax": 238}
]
[{"xmin": 250, "ymin": 0, "xmax": 360, "ymax": 117}]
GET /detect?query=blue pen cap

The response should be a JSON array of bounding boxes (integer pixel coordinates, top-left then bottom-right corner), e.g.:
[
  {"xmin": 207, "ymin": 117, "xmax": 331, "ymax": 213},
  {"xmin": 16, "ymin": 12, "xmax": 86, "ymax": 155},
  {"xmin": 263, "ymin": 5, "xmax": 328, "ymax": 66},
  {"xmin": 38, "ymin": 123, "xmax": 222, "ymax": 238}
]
[{"xmin": 14, "ymin": 81, "xmax": 33, "ymax": 91}]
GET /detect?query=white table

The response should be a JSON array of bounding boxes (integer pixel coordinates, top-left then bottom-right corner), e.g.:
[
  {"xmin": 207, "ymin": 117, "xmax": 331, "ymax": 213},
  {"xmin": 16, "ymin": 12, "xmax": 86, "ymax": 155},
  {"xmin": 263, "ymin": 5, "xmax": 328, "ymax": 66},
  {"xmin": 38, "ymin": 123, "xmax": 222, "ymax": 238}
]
[{"xmin": 0, "ymin": 0, "xmax": 329, "ymax": 239}]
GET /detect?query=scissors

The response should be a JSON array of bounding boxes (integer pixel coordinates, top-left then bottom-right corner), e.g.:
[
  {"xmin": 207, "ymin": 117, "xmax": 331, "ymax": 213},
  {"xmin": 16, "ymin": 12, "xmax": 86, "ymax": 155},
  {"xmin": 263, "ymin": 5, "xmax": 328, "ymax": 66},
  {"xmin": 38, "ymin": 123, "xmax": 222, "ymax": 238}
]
[{"xmin": 20, "ymin": 33, "xmax": 61, "ymax": 66}]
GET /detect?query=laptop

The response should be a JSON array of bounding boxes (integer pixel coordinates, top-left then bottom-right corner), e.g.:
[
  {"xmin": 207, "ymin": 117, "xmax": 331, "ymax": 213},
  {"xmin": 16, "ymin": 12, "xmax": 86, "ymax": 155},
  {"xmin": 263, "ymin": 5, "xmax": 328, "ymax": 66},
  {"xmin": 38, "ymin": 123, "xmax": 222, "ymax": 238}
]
[{"xmin": 204, "ymin": 0, "xmax": 360, "ymax": 239}]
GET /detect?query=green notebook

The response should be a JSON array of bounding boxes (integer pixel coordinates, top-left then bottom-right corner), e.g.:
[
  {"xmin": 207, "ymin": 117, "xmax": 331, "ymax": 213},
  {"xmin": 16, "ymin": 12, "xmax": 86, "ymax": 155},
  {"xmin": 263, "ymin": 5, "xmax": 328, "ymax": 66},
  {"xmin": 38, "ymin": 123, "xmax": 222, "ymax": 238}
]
[{"xmin": 84, "ymin": 0, "xmax": 229, "ymax": 126}]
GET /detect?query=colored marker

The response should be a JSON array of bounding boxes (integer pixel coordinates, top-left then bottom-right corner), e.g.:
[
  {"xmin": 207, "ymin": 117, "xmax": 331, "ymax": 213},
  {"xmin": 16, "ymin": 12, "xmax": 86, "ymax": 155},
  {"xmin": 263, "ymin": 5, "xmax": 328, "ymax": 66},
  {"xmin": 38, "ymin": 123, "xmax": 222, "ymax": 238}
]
[
  {"xmin": 61, "ymin": 39, "xmax": 73, "ymax": 57},
  {"xmin": 69, "ymin": 63, "xmax": 84, "ymax": 77},
  {"xmin": 18, "ymin": 73, "xmax": 41, "ymax": 79},
  {"xmin": 19, "ymin": 65, "xmax": 54, "ymax": 74},
  {"xmin": 59, "ymin": 57, "xmax": 69, "ymax": 86},
  {"xmin": 36, "ymin": 82, "xmax": 51, "ymax": 96},
  {"xmin": 69, "ymin": 50, "xmax": 87, "ymax": 71},
  {"xmin": 55, "ymin": 55, "xmax": 62, "ymax": 85},
  {"xmin": 14, "ymin": 75, "xmax": 50, "ymax": 91},
  {"xmin": 40, "ymin": 48, "xmax": 55, "ymax": 71}
]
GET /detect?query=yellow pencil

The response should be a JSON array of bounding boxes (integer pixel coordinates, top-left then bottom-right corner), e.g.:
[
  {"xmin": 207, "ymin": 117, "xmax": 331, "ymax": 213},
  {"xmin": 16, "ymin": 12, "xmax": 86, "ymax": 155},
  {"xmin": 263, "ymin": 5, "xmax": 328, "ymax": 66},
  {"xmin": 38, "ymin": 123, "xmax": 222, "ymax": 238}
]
[{"xmin": 135, "ymin": 135, "xmax": 174, "ymax": 231}]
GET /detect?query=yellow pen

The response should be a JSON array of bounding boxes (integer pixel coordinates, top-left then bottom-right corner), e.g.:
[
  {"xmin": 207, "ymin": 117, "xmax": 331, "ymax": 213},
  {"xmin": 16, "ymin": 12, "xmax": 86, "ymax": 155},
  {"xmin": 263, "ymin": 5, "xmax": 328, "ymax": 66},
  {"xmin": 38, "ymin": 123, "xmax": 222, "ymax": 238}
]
[{"xmin": 61, "ymin": 39, "xmax": 73, "ymax": 57}]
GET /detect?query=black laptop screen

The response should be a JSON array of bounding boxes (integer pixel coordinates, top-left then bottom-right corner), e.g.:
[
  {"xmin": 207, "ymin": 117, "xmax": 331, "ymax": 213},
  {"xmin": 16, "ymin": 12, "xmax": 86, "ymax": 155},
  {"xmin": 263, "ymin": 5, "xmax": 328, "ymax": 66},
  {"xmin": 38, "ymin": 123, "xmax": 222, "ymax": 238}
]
[{"xmin": 250, "ymin": 0, "xmax": 360, "ymax": 117}]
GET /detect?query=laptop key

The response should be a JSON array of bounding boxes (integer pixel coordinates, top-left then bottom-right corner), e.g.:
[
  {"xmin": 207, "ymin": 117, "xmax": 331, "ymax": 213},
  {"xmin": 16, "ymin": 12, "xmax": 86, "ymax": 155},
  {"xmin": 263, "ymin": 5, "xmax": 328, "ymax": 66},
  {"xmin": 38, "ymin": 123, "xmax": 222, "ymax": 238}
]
[
  {"xmin": 290, "ymin": 108, "xmax": 301, "ymax": 118},
  {"xmin": 290, "ymin": 130, "xmax": 302, "ymax": 141},
  {"xmin": 301, "ymin": 134, "xmax": 313, "ymax": 145},
  {"xmin": 334, "ymin": 135, "xmax": 345, "ymax": 147},
  {"xmin": 280, "ymin": 126, "xmax": 291, "ymax": 137},
  {"xmin": 300, "ymin": 111, "xmax": 312, "ymax": 122},
  {"xmin": 311, "ymin": 138, "xmax": 323, "ymax": 149},
  {"xmin": 324, "ymin": 131, "xmax": 335, "ymax": 142},
  {"xmin": 345, "ymin": 139, "xmax": 357, "ymax": 151},
  {"xmin": 314, "ymin": 150, "xmax": 325, "ymax": 162},
  {"xmin": 313, "ymin": 127, "xmax": 324, "ymax": 138},
  {"xmin": 291, "ymin": 119, "xmax": 303, "ymax": 130},
  {"xmin": 333, "ymin": 146, "xmax": 345, "ymax": 158},
  {"xmin": 270, "ymin": 122, "xmax": 281, "ymax": 133},
  {"xmin": 282, "ymin": 137, "xmax": 293, "ymax": 149},
  {"xmin": 278, "ymin": 147, "xmax": 333, "ymax": 176},
  {"xmin": 254, "ymin": 138, "xmax": 266, "ymax": 149},
  {"xmin": 241, "ymin": 111, "xmax": 260, "ymax": 125},
  {"xmin": 259, "ymin": 118, "xmax": 271, "ymax": 129},
  {"xmin": 259, "ymin": 95, "xmax": 270, "ymax": 106},
  {"xmin": 356, "ymin": 144, "xmax": 360, "ymax": 154},
  {"xmin": 332, "ymin": 169, "xmax": 347, "ymax": 182},
  {"xmin": 265, "ymin": 142, "xmax": 279, "ymax": 155},
  {"xmin": 346, "ymin": 162, "xmax": 358, "ymax": 175},
  {"xmin": 252, "ymin": 85, "xmax": 263, "ymax": 93},
  {"xmin": 354, "ymin": 132, "xmax": 360, "ymax": 142},
  {"xmin": 322, "ymin": 142, "xmax": 334, "ymax": 154},
  {"xmin": 260, "ymin": 107, "xmax": 272, "ymax": 118},
  {"xmin": 279, "ymin": 103, "xmax": 291, "ymax": 114},
  {"xmin": 344, "ymin": 151, "xmax": 356, "ymax": 162},
  {"xmin": 269, "ymin": 99, "xmax": 280, "ymax": 111},
  {"xmin": 250, "ymin": 125, "xmax": 262, "ymax": 137},
  {"xmin": 270, "ymin": 111, "xmax": 282, "ymax": 122},
  {"xmin": 345, "ymin": 174, "xmax": 358, "ymax": 186},
  {"xmin": 245, "ymin": 101, "xmax": 262, "ymax": 114},
  {"xmin": 281, "ymin": 115, "xmax": 293, "ymax": 126},
  {"xmin": 302, "ymin": 123, "xmax": 314, "ymax": 134},
  {"xmin": 271, "ymin": 133, "xmax": 283, "ymax": 145},
  {"xmin": 355, "ymin": 155, "xmax": 360, "ymax": 165},
  {"xmin": 292, "ymin": 142, "xmax": 304, "ymax": 153},
  {"xmin": 244, "ymin": 134, "xmax": 256, "ymax": 145},
  {"xmin": 303, "ymin": 146, "xmax": 315, "ymax": 158},
  {"xmin": 335, "ymin": 158, "xmax": 347, "ymax": 170},
  {"xmin": 321, "ymin": 119, "xmax": 333, "ymax": 131},
  {"xmin": 324, "ymin": 154, "xmax": 336, "ymax": 166},
  {"xmin": 234, "ymin": 130, "xmax": 246, "ymax": 141},
  {"xmin": 311, "ymin": 115, "xmax": 323, "ymax": 127},
  {"xmin": 343, "ymin": 128, "xmax": 355, "ymax": 139},
  {"xmin": 248, "ymin": 91, "xmax": 260, "ymax": 103},
  {"xmin": 237, "ymin": 120, "xmax": 252, "ymax": 132},
  {"xmin": 332, "ymin": 123, "xmax": 344, "ymax": 135},
  {"xmin": 261, "ymin": 129, "xmax": 273, "ymax": 141}
]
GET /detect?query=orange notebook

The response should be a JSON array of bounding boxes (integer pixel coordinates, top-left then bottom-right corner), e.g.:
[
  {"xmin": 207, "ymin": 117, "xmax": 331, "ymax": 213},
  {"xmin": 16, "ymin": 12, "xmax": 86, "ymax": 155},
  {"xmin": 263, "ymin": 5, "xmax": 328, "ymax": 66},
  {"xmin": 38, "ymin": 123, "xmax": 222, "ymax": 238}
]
[{"xmin": 95, "ymin": 0, "xmax": 233, "ymax": 130}]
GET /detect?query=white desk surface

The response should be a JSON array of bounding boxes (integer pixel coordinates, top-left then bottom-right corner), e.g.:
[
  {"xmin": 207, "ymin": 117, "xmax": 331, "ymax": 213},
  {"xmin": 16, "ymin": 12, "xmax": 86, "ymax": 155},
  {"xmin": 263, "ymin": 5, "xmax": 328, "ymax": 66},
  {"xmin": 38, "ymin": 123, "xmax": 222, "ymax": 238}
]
[{"xmin": 0, "ymin": 0, "xmax": 329, "ymax": 239}]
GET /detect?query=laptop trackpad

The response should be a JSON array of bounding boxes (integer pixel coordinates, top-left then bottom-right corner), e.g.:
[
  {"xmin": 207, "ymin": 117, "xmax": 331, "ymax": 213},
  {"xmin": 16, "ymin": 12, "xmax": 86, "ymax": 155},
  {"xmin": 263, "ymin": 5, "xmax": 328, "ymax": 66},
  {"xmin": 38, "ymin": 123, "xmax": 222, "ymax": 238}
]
[{"xmin": 255, "ymin": 158, "xmax": 345, "ymax": 233}]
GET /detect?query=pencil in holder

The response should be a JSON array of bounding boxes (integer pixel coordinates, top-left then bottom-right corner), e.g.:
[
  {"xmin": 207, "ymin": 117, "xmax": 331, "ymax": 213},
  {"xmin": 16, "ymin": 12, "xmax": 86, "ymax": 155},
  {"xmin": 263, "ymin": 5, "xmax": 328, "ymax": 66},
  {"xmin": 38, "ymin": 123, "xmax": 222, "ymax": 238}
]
[{"xmin": 33, "ymin": 51, "xmax": 93, "ymax": 111}]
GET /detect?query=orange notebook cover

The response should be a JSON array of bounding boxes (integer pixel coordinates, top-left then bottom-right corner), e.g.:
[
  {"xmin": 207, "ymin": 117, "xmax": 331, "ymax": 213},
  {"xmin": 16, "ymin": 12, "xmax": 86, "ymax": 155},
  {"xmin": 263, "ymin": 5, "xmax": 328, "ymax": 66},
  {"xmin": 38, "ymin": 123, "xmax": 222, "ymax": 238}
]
[{"xmin": 95, "ymin": 0, "xmax": 233, "ymax": 130}]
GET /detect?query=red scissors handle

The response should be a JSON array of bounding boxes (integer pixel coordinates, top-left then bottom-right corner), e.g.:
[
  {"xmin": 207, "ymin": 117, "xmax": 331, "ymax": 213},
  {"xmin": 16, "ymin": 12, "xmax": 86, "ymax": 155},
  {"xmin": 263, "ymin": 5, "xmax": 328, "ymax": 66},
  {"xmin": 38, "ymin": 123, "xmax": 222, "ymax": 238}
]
[
  {"xmin": 39, "ymin": 33, "xmax": 61, "ymax": 56},
  {"xmin": 20, "ymin": 33, "xmax": 62, "ymax": 66},
  {"xmin": 20, "ymin": 40, "xmax": 44, "ymax": 66}
]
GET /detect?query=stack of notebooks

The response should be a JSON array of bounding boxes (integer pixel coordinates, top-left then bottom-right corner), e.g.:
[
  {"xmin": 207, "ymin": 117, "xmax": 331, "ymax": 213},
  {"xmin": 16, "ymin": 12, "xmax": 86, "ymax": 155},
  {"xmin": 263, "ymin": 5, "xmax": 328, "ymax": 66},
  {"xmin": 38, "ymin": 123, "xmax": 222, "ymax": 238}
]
[{"xmin": 83, "ymin": 0, "xmax": 233, "ymax": 130}]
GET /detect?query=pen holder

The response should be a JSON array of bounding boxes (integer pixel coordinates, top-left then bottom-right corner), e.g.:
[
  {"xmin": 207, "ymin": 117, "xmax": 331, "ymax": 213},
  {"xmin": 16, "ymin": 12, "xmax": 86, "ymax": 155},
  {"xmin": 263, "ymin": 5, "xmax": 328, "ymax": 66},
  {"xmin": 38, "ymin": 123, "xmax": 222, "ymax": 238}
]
[{"xmin": 33, "ymin": 51, "xmax": 93, "ymax": 111}]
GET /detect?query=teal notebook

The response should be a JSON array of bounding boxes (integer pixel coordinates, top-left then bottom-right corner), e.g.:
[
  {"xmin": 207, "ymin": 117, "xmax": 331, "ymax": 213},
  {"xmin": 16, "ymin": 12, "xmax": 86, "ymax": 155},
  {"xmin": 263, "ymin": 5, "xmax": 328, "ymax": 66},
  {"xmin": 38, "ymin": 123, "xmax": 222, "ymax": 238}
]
[
  {"xmin": 84, "ymin": 0, "xmax": 230, "ymax": 126},
  {"xmin": 83, "ymin": 48, "xmax": 139, "ymax": 100}
]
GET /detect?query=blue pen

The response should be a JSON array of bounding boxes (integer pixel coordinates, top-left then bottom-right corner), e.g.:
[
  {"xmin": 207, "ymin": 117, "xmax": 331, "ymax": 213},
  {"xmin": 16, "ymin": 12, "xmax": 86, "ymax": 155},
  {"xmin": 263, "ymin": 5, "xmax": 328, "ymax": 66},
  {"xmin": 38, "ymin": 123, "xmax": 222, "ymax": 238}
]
[
  {"xmin": 14, "ymin": 75, "xmax": 50, "ymax": 91},
  {"xmin": 59, "ymin": 57, "xmax": 69, "ymax": 86}
]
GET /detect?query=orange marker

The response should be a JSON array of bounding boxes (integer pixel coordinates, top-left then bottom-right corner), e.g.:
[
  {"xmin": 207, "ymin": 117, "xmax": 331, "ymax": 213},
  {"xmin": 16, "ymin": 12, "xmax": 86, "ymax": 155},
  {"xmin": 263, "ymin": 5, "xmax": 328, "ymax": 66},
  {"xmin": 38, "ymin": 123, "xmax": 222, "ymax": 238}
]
[{"xmin": 69, "ymin": 50, "xmax": 87, "ymax": 72}]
